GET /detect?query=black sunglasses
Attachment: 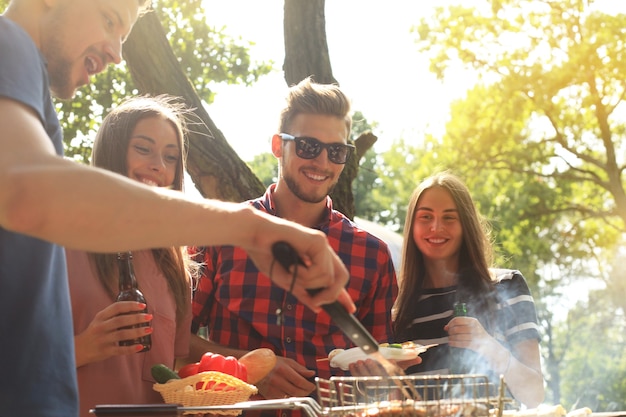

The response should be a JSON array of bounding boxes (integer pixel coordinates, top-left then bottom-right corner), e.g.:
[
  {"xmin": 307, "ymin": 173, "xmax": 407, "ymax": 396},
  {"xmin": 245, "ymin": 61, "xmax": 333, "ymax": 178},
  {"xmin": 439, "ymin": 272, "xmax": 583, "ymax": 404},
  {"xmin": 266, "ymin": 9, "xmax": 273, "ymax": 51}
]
[{"xmin": 279, "ymin": 133, "xmax": 355, "ymax": 164}]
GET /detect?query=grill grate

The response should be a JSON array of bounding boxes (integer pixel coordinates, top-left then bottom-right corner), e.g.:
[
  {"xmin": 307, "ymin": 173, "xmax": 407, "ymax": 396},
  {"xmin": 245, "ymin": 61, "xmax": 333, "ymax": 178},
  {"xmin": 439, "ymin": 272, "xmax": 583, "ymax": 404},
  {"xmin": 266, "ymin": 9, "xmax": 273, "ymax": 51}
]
[{"xmin": 315, "ymin": 374, "xmax": 513, "ymax": 417}]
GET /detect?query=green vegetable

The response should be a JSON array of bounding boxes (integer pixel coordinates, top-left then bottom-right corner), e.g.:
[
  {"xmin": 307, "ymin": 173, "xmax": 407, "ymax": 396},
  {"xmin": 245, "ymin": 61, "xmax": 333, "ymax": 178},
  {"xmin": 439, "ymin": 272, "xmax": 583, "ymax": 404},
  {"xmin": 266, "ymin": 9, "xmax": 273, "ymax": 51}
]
[
  {"xmin": 388, "ymin": 343, "xmax": 403, "ymax": 349},
  {"xmin": 151, "ymin": 364, "xmax": 181, "ymax": 383}
]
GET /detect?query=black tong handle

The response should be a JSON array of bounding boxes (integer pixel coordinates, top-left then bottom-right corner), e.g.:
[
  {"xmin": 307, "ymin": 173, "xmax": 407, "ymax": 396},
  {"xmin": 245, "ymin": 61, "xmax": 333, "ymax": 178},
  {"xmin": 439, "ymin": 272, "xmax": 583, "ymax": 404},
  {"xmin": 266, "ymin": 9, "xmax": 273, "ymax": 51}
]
[{"xmin": 271, "ymin": 241, "xmax": 379, "ymax": 354}]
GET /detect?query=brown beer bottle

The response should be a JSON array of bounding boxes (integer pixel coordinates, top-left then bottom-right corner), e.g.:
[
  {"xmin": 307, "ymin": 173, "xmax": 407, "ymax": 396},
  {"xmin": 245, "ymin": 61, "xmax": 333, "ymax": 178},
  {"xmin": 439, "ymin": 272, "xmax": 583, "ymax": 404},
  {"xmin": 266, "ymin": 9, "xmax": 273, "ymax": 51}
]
[{"xmin": 116, "ymin": 251, "xmax": 151, "ymax": 352}]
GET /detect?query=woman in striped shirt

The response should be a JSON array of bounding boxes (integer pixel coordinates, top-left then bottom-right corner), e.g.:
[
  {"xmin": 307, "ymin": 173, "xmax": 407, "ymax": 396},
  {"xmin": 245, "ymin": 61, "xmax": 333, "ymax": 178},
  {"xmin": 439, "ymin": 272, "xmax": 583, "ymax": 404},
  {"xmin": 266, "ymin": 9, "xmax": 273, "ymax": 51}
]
[{"xmin": 393, "ymin": 172, "xmax": 544, "ymax": 408}]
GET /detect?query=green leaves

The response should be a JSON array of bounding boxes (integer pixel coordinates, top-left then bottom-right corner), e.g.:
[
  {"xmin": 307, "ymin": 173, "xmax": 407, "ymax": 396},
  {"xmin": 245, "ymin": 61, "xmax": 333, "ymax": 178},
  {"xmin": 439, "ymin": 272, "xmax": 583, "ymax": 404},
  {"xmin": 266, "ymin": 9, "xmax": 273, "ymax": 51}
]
[{"xmin": 410, "ymin": 0, "xmax": 626, "ymax": 407}]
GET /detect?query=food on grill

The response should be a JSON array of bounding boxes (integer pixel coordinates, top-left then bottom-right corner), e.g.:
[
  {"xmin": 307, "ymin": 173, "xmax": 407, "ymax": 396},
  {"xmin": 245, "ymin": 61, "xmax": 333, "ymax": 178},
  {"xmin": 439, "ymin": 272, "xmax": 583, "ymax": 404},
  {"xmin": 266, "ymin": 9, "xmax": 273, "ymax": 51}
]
[
  {"xmin": 329, "ymin": 341, "xmax": 431, "ymax": 370},
  {"xmin": 345, "ymin": 400, "xmax": 489, "ymax": 417},
  {"xmin": 491, "ymin": 404, "xmax": 567, "ymax": 417},
  {"xmin": 356, "ymin": 404, "xmax": 592, "ymax": 417}
]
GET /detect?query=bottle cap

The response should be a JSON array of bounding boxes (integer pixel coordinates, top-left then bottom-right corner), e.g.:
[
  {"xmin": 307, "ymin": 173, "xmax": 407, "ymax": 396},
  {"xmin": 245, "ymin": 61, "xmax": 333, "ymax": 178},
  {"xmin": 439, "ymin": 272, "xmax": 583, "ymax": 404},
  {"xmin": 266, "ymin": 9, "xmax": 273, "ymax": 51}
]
[{"xmin": 453, "ymin": 302, "xmax": 468, "ymax": 317}]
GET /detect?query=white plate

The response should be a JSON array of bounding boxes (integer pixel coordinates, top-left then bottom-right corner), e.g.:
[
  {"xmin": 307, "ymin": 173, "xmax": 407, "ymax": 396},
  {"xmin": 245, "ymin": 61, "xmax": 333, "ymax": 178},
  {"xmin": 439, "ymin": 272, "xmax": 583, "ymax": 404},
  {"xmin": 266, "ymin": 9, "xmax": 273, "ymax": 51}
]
[{"xmin": 329, "ymin": 344, "xmax": 433, "ymax": 371}]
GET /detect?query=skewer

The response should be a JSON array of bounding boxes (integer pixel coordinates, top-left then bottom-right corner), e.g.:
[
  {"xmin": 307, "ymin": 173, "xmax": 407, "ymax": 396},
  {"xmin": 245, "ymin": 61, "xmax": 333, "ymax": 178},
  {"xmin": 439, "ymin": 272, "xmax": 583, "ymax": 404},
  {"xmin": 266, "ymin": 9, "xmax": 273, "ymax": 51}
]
[{"xmin": 497, "ymin": 374, "xmax": 506, "ymax": 417}]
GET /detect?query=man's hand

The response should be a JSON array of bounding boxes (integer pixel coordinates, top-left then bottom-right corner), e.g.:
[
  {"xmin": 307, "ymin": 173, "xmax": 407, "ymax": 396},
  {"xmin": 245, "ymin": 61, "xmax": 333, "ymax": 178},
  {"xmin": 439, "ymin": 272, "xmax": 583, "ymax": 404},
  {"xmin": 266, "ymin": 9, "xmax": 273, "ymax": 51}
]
[
  {"xmin": 254, "ymin": 356, "xmax": 316, "ymax": 399},
  {"xmin": 445, "ymin": 316, "xmax": 493, "ymax": 353},
  {"xmin": 242, "ymin": 210, "xmax": 355, "ymax": 314}
]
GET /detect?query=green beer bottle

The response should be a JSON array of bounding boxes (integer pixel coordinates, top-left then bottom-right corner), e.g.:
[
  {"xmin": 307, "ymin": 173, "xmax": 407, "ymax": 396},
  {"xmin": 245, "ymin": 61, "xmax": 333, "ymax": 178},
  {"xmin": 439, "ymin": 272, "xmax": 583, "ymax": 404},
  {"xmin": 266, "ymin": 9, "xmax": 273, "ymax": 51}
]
[{"xmin": 449, "ymin": 302, "xmax": 468, "ymax": 375}]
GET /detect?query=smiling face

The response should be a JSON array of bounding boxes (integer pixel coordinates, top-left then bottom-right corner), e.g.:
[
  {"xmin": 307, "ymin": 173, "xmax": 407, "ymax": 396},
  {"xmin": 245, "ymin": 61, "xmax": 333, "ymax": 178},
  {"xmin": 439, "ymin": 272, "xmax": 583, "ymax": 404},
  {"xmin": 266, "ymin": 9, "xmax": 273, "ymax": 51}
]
[
  {"xmin": 412, "ymin": 186, "xmax": 464, "ymax": 264},
  {"xmin": 125, "ymin": 116, "xmax": 181, "ymax": 188},
  {"xmin": 273, "ymin": 113, "xmax": 348, "ymax": 204},
  {"xmin": 41, "ymin": 0, "xmax": 140, "ymax": 99}
]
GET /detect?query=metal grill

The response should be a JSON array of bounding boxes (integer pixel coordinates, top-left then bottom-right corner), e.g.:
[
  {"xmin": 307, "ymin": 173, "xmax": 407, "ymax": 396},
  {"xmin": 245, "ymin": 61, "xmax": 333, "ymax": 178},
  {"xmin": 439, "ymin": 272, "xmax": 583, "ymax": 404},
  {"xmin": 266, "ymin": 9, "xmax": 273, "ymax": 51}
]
[
  {"xmin": 314, "ymin": 374, "xmax": 510, "ymax": 417},
  {"xmin": 91, "ymin": 374, "xmax": 514, "ymax": 417}
]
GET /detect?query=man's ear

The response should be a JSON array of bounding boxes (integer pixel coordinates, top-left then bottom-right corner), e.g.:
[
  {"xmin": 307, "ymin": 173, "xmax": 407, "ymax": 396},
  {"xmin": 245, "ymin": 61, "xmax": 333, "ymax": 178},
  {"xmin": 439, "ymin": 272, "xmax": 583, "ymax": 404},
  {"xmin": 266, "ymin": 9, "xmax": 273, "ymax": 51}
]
[{"xmin": 271, "ymin": 134, "xmax": 283, "ymax": 158}]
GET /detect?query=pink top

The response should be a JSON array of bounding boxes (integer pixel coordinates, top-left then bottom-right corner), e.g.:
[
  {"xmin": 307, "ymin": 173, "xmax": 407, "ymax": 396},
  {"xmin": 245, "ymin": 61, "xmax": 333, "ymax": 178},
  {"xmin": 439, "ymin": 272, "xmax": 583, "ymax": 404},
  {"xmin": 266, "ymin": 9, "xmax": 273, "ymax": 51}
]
[{"xmin": 67, "ymin": 249, "xmax": 192, "ymax": 417}]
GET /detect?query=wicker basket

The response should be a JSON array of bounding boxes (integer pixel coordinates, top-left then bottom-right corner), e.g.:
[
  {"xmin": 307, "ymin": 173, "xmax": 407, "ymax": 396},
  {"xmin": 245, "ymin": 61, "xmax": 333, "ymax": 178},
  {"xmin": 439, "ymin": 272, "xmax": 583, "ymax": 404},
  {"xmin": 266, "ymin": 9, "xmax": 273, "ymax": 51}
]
[{"xmin": 153, "ymin": 371, "xmax": 258, "ymax": 415}]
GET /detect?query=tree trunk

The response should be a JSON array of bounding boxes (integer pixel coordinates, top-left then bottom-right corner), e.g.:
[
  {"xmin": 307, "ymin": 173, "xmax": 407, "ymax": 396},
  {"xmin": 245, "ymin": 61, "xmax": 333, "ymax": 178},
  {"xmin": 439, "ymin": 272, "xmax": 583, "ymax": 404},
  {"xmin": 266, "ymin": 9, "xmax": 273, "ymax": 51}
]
[
  {"xmin": 282, "ymin": 0, "xmax": 377, "ymax": 219},
  {"xmin": 122, "ymin": 7, "xmax": 374, "ymax": 218},
  {"xmin": 283, "ymin": 0, "xmax": 337, "ymax": 86},
  {"xmin": 122, "ymin": 10, "xmax": 264, "ymax": 202}
]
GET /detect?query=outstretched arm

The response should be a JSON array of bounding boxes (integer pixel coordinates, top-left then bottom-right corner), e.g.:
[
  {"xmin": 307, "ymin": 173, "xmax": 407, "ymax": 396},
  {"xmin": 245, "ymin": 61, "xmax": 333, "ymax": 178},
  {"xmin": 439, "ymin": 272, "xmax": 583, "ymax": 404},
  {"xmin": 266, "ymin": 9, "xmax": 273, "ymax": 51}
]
[{"xmin": 0, "ymin": 98, "xmax": 354, "ymax": 313}]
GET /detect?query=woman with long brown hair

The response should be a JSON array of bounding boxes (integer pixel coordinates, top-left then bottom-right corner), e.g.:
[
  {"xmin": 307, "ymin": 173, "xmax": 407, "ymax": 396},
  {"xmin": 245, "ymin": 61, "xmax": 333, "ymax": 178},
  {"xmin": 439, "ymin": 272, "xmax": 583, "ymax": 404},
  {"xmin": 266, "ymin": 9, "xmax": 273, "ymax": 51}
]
[
  {"xmin": 66, "ymin": 95, "xmax": 196, "ymax": 417},
  {"xmin": 393, "ymin": 172, "xmax": 544, "ymax": 407}
]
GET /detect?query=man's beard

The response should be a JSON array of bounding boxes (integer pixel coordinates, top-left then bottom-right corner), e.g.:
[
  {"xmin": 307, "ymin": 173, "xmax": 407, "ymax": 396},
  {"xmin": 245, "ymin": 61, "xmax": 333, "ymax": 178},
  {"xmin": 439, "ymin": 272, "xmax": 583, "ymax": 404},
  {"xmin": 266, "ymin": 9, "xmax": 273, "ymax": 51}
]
[
  {"xmin": 283, "ymin": 171, "xmax": 336, "ymax": 204},
  {"xmin": 47, "ymin": 55, "xmax": 75, "ymax": 100},
  {"xmin": 43, "ymin": 7, "xmax": 77, "ymax": 100}
]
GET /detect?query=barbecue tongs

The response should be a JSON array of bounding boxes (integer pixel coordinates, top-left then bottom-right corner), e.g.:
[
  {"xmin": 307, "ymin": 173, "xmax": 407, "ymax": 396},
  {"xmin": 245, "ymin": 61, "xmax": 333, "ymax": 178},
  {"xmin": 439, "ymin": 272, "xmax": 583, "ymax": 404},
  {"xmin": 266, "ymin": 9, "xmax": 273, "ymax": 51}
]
[
  {"xmin": 271, "ymin": 241, "xmax": 380, "ymax": 355},
  {"xmin": 271, "ymin": 241, "xmax": 419, "ymax": 401}
]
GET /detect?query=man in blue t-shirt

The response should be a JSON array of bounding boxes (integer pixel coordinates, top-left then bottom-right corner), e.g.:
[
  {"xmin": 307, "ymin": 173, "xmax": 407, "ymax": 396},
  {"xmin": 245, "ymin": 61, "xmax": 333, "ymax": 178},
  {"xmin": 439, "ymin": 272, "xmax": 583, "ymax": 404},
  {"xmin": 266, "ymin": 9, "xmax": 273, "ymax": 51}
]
[
  {"xmin": 0, "ymin": 1, "xmax": 355, "ymax": 416},
  {"xmin": 0, "ymin": 3, "xmax": 151, "ymax": 416}
]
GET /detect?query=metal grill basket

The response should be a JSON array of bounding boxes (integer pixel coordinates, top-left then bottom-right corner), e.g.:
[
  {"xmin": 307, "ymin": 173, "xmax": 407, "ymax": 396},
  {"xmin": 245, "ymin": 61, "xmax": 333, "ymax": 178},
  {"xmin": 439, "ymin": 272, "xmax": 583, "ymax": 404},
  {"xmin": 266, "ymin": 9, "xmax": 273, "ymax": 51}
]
[{"xmin": 314, "ymin": 374, "xmax": 509, "ymax": 417}]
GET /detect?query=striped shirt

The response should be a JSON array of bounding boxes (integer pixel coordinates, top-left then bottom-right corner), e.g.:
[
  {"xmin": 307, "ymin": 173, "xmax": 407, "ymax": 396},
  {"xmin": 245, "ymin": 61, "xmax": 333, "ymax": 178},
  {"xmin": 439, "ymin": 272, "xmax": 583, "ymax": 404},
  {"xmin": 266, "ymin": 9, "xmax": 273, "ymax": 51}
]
[{"xmin": 399, "ymin": 269, "xmax": 540, "ymax": 382}]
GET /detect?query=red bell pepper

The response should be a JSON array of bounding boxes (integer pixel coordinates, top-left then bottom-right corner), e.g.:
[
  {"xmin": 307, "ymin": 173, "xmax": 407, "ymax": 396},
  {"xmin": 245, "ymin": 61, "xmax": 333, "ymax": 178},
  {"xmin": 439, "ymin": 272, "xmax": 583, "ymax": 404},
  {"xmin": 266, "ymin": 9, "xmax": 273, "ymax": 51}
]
[
  {"xmin": 178, "ymin": 352, "xmax": 248, "ymax": 390},
  {"xmin": 177, "ymin": 362, "xmax": 199, "ymax": 379},
  {"xmin": 198, "ymin": 352, "xmax": 248, "ymax": 382}
]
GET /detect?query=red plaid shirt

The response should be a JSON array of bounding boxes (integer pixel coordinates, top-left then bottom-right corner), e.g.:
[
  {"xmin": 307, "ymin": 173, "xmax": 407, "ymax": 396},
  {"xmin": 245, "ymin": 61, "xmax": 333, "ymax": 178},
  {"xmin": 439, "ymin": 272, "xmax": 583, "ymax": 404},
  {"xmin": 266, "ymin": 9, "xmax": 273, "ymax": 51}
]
[{"xmin": 191, "ymin": 185, "xmax": 398, "ymax": 380}]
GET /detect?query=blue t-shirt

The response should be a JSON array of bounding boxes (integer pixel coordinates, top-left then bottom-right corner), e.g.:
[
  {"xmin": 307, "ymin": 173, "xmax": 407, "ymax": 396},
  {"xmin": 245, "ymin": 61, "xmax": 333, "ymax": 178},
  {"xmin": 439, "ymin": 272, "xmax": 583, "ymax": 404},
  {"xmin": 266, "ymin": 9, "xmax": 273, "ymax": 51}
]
[{"xmin": 0, "ymin": 16, "xmax": 78, "ymax": 417}]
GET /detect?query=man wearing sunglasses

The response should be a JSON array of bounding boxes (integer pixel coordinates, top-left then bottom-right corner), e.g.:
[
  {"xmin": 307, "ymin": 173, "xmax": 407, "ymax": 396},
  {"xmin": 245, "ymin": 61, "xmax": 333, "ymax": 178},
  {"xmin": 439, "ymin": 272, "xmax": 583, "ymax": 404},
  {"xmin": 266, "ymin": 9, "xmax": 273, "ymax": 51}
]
[{"xmin": 189, "ymin": 77, "xmax": 398, "ymax": 409}]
